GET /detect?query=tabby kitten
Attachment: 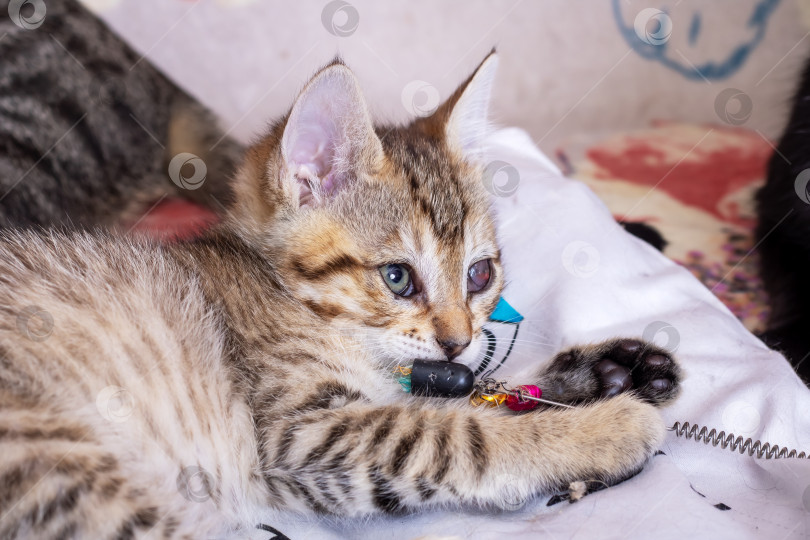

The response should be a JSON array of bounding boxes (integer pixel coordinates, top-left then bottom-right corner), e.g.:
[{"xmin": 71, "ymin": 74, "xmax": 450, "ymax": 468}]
[
  {"xmin": 0, "ymin": 0, "xmax": 241, "ymax": 228},
  {"xmin": 0, "ymin": 53, "xmax": 680, "ymax": 538}
]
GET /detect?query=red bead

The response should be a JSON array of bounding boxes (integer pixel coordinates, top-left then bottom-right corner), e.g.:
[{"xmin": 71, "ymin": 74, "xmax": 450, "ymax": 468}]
[{"xmin": 505, "ymin": 385, "xmax": 542, "ymax": 411}]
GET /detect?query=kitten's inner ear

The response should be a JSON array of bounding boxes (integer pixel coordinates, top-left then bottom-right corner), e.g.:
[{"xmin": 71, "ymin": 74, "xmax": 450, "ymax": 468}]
[
  {"xmin": 433, "ymin": 51, "xmax": 499, "ymax": 161},
  {"xmin": 281, "ymin": 62, "xmax": 383, "ymax": 208}
]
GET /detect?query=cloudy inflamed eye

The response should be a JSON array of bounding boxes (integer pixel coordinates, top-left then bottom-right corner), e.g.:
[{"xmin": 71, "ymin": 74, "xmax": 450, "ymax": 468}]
[
  {"xmin": 467, "ymin": 259, "xmax": 491, "ymax": 293},
  {"xmin": 380, "ymin": 263, "xmax": 416, "ymax": 297}
]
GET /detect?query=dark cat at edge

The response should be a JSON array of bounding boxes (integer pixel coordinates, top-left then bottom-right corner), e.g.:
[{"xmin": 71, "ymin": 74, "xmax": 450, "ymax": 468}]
[
  {"xmin": 0, "ymin": 0, "xmax": 241, "ymax": 228},
  {"xmin": 756, "ymin": 57, "xmax": 810, "ymax": 382}
]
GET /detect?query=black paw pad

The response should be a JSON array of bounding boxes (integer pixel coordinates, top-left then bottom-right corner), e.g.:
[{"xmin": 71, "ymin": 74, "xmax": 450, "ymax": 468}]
[
  {"xmin": 595, "ymin": 360, "xmax": 632, "ymax": 398},
  {"xmin": 650, "ymin": 379, "xmax": 672, "ymax": 391},
  {"xmin": 618, "ymin": 339, "xmax": 642, "ymax": 354},
  {"xmin": 645, "ymin": 354, "xmax": 669, "ymax": 367},
  {"xmin": 593, "ymin": 340, "xmax": 681, "ymax": 405}
]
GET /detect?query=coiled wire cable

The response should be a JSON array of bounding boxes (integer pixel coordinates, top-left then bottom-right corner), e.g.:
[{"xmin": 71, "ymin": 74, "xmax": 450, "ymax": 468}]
[{"xmin": 671, "ymin": 421, "xmax": 809, "ymax": 459}]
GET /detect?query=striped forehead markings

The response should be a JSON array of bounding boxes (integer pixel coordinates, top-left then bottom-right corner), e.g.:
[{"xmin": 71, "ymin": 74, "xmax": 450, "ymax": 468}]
[{"xmin": 401, "ymin": 156, "xmax": 467, "ymax": 243}]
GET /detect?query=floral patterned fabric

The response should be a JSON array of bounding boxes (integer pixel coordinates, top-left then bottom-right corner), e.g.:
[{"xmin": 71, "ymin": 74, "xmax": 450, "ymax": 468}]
[{"xmin": 557, "ymin": 122, "xmax": 772, "ymax": 333}]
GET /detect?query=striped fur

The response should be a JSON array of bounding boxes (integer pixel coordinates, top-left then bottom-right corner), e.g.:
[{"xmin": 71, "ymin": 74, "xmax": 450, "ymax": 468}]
[
  {"xmin": 0, "ymin": 54, "xmax": 677, "ymax": 538},
  {"xmin": 0, "ymin": 0, "xmax": 241, "ymax": 228}
]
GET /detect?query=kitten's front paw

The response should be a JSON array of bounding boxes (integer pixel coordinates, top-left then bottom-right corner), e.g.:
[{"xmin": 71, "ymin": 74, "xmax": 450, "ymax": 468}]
[
  {"xmin": 540, "ymin": 338, "xmax": 681, "ymax": 406},
  {"xmin": 540, "ymin": 394, "xmax": 665, "ymax": 497}
]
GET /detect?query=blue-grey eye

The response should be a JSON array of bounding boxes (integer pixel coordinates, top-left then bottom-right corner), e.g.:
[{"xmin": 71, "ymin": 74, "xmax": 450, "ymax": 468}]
[{"xmin": 380, "ymin": 263, "xmax": 415, "ymax": 296}]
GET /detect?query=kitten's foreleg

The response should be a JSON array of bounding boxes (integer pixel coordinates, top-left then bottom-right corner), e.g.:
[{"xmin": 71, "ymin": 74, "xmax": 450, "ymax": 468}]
[{"xmin": 260, "ymin": 393, "xmax": 664, "ymax": 516}]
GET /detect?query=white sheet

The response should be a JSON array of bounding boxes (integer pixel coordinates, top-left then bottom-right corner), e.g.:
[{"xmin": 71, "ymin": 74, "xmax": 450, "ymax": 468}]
[{"xmin": 251, "ymin": 128, "xmax": 810, "ymax": 540}]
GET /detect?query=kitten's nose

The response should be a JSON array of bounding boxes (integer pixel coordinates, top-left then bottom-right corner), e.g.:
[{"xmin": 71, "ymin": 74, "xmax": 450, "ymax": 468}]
[
  {"xmin": 432, "ymin": 308, "xmax": 472, "ymax": 360},
  {"xmin": 436, "ymin": 337, "xmax": 471, "ymax": 360}
]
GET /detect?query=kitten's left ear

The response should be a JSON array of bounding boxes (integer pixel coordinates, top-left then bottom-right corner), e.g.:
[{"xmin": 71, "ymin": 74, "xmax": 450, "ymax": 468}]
[{"xmin": 432, "ymin": 50, "xmax": 499, "ymax": 161}]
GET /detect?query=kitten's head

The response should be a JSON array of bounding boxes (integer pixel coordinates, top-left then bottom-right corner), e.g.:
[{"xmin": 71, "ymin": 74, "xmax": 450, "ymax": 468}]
[{"xmin": 231, "ymin": 53, "xmax": 503, "ymax": 365}]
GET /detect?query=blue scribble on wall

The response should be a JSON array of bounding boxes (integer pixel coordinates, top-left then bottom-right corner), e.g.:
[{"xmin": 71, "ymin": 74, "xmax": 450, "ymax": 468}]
[
  {"xmin": 688, "ymin": 12, "xmax": 701, "ymax": 46},
  {"xmin": 613, "ymin": 0, "xmax": 781, "ymax": 81}
]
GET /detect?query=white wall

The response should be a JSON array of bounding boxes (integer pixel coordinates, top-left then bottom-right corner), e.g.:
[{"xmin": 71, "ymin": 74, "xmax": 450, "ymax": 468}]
[{"xmin": 89, "ymin": 0, "xmax": 809, "ymax": 153}]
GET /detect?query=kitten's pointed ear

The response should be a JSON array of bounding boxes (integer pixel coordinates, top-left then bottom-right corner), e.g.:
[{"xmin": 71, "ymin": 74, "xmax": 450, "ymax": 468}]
[
  {"xmin": 433, "ymin": 51, "xmax": 498, "ymax": 161},
  {"xmin": 281, "ymin": 61, "xmax": 383, "ymax": 207}
]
